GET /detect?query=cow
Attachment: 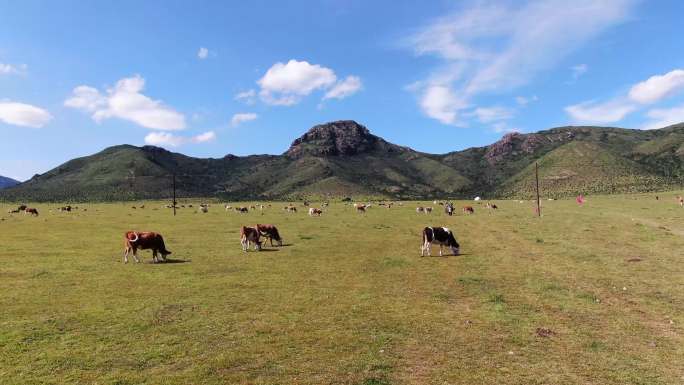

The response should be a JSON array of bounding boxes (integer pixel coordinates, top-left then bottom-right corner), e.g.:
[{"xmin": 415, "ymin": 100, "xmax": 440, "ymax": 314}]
[
  {"xmin": 424, "ymin": 207, "xmax": 433, "ymax": 214},
  {"xmin": 24, "ymin": 208, "xmax": 39, "ymax": 216},
  {"xmin": 199, "ymin": 205, "xmax": 208, "ymax": 213},
  {"xmin": 444, "ymin": 203, "xmax": 454, "ymax": 216},
  {"xmin": 235, "ymin": 207, "xmax": 249, "ymax": 213},
  {"xmin": 416, "ymin": 207, "xmax": 424, "ymax": 213},
  {"xmin": 421, "ymin": 227, "xmax": 460, "ymax": 257},
  {"xmin": 463, "ymin": 206, "xmax": 474, "ymax": 215},
  {"xmin": 309, "ymin": 207, "xmax": 323, "ymax": 216},
  {"xmin": 240, "ymin": 226, "xmax": 262, "ymax": 251},
  {"xmin": 486, "ymin": 202, "xmax": 498, "ymax": 210},
  {"xmin": 123, "ymin": 231, "xmax": 172, "ymax": 263},
  {"xmin": 59, "ymin": 205, "xmax": 72, "ymax": 212},
  {"xmin": 356, "ymin": 205, "xmax": 366, "ymax": 213},
  {"xmin": 286, "ymin": 206, "xmax": 297, "ymax": 213},
  {"xmin": 7, "ymin": 209, "xmax": 20, "ymax": 214},
  {"xmin": 225, "ymin": 205, "xmax": 232, "ymax": 211},
  {"xmin": 256, "ymin": 223, "xmax": 283, "ymax": 247}
]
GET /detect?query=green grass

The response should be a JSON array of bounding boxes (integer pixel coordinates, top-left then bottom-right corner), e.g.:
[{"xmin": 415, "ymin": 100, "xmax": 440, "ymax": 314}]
[{"xmin": 1, "ymin": 194, "xmax": 683, "ymax": 384}]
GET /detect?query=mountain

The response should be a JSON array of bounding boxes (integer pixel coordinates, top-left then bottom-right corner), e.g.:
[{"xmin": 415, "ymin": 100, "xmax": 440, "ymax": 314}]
[
  {"xmin": 0, "ymin": 176, "xmax": 20, "ymax": 190},
  {"xmin": 2, "ymin": 120, "xmax": 684, "ymax": 201}
]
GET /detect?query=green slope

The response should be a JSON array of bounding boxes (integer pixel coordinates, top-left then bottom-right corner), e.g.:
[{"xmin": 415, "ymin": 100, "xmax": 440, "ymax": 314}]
[{"xmin": 2, "ymin": 120, "xmax": 684, "ymax": 201}]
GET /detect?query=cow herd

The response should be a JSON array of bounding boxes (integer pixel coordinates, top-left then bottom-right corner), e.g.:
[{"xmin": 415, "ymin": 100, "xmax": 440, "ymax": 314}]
[
  {"xmin": 4, "ymin": 198, "xmax": 501, "ymax": 263},
  {"xmin": 115, "ymin": 199, "xmax": 488, "ymax": 263}
]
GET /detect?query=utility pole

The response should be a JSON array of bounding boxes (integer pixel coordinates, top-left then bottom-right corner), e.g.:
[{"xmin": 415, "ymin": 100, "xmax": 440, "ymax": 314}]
[
  {"xmin": 535, "ymin": 162, "xmax": 541, "ymax": 217},
  {"xmin": 172, "ymin": 174, "xmax": 177, "ymax": 217}
]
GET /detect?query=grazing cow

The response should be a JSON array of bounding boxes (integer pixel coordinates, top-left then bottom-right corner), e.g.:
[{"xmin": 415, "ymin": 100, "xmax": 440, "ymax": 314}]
[
  {"xmin": 8, "ymin": 209, "xmax": 20, "ymax": 214},
  {"xmin": 309, "ymin": 207, "xmax": 323, "ymax": 216},
  {"xmin": 322, "ymin": 202, "xmax": 329, "ymax": 207},
  {"xmin": 424, "ymin": 207, "xmax": 433, "ymax": 214},
  {"xmin": 353, "ymin": 203, "xmax": 366, "ymax": 210},
  {"xmin": 256, "ymin": 223, "xmax": 283, "ymax": 247},
  {"xmin": 444, "ymin": 203, "xmax": 454, "ymax": 216},
  {"xmin": 24, "ymin": 208, "xmax": 39, "ymax": 216},
  {"xmin": 240, "ymin": 226, "xmax": 262, "ymax": 251},
  {"xmin": 463, "ymin": 206, "xmax": 474, "ymax": 215},
  {"xmin": 199, "ymin": 205, "xmax": 208, "ymax": 213},
  {"xmin": 235, "ymin": 207, "xmax": 249, "ymax": 213},
  {"xmin": 123, "ymin": 231, "xmax": 172, "ymax": 263},
  {"xmin": 421, "ymin": 227, "xmax": 460, "ymax": 257},
  {"xmin": 416, "ymin": 207, "xmax": 424, "ymax": 213},
  {"xmin": 225, "ymin": 205, "xmax": 232, "ymax": 211},
  {"xmin": 287, "ymin": 206, "xmax": 297, "ymax": 213},
  {"xmin": 356, "ymin": 205, "xmax": 366, "ymax": 213},
  {"xmin": 58, "ymin": 206, "xmax": 72, "ymax": 212}
]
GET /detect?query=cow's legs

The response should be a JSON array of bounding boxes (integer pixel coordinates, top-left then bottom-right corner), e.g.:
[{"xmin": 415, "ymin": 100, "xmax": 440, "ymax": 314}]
[
  {"xmin": 439, "ymin": 244, "xmax": 443, "ymax": 257},
  {"xmin": 132, "ymin": 247, "xmax": 140, "ymax": 263},
  {"xmin": 152, "ymin": 250, "xmax": 158, "ymax": 263},
  {"xmin": 123, "ymin": 247, "xmax": 129, "ymax": 263}
]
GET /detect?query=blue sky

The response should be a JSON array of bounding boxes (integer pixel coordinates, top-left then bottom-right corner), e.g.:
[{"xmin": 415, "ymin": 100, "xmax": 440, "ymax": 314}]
[{"xmin": 2, "ymin": 0, "xmax": 684, "ymax": 180}]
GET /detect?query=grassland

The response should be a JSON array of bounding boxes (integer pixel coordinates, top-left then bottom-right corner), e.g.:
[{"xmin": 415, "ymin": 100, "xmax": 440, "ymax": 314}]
[{"xmin": 1, "ymin": 194, "xmax": 683, "ymax": 384}]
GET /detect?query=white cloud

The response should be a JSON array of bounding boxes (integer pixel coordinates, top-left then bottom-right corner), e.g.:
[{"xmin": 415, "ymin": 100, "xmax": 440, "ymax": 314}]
[
  {"xmin": 571, "ymin": 64, "xmax": 588, "ymax": 79},
  {"xmin": 234, "ymin": 89, "xmax": 257, "ymax": 105},
  {"xmin": 641, "ymin": 104, "xmax": 684, "ymax": 130},
  {"xmin": 515, "ymin": 95, "xmax": 538, "ymax": 106},
  {"xmin": 258, "ymin": 59, "xmax": 337, "ymax": 105},
  {"xmin": 0, "ymin": 101, "xmax": 52, "ymax": 128},
  {"xmin": 492, "ymin": 122, "xmax": 520, "ymax": 133},
  {"xmin": 65, "ymin": 75, "xmax": 186, "ymax": 130},
  {"xmin": 628, "ymin": 69, "xmax": 684, "ymax": 104},
  {"xmin": 565, "ymin": 99, "xmax": 636, "ymax": 124},
  {"xmin": 472, "ymin": 106, "xmax": 514, "ymax": 123},
  {"xmin": 231, "ymin": 112, "xmax": 258, "ymax": 127},
  {"xmin": 192, "ymin": 131, "xmax": 216, "ymax": 143},
  {"xmin": 323, "ymin": 75, "xmax": 362, "ymax": 100},
  {"xmin": 198, "ymin": 47, "xmax": 209, "ymax": 59},
  {"xmin": 0, "ymin": 62, "xmax": 26, "ymax": 75},
  {"xmin": 565, "ymin": 68, "xmax": 684, "ymax": 125},
  {"xmin": 144, "ymin": 130, "xmax": 216, "ymax": 147},
  {"xmin": 407, "ymin": 0, "xmax": 635, "ymax": 125},
  {"xmin": 419, "ymin": 85, "xmax": 467, "ymax": 125}
]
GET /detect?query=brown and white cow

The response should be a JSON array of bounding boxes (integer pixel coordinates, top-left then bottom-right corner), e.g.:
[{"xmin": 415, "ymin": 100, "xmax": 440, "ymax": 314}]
[
  {"xmin": 256, "ymin": 223, "xmax": 283, "ymax": 247},
  {"xmin": 356, "ymin": 205, "xmax": 366, "ymax": 213},
  {"xmin": 240, "ymin": 226, "xmax": 262, "ymax": 251},
  {"xmin": 24, "ymin": 208, "xmax": 39, "ymax": 216},
  {"xmin": 123, "ymin": 231, "xmax": 172, "ymax": 263},
  {"xmin": 416, "ymin": 207, "xmax": 424, "ymax": 213},
  {"xmin": 421, "ymin": 227, "xmax": 460, "ymax": 257},
  {"xmin": 308, "ymin": 207, "xmax": 322, "ymax": 216},
  {"xmin": 463, "ymin": 206, "xmax": 474, "ymax": 214}
]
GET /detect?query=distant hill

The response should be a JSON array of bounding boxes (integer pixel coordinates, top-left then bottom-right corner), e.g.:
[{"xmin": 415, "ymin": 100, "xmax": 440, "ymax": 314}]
[
  {"xmin": 2, "ymin": 120, "xmax": 684, "ymax": 201},
  {"xmin": 0, "ymin": 176, "xmax": 20, "ymax": 190}
]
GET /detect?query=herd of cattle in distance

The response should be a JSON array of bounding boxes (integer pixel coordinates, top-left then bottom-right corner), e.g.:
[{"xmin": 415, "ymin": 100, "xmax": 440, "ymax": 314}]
[
  {"xmin": 4, "ymin": 199, "xmax": 508, "ymax": 262},
  {"xmin": 1, "ymin": 197, "xmax": 536, "ymax": 264}
]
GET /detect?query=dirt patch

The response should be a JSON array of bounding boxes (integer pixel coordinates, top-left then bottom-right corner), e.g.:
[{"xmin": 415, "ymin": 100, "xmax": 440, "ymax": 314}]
[{"xmin": 535, "ymin": 327, "xmax": 556, "ymax": 338}]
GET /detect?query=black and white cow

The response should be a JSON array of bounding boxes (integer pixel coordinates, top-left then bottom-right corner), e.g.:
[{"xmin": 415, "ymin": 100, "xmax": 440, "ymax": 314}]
[{"xmin": 421, "ymin": 226, "xmax": 460, "ymax": 257}]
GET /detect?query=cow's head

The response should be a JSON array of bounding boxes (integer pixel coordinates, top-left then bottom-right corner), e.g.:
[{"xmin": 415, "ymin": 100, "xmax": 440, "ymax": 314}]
[{"xmin": 448, "ymin": 233, "xmax": 460, "ymax": 255}]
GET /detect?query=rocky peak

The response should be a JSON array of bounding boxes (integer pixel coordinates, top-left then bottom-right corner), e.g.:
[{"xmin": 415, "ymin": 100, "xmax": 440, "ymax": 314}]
[
  {"xmin": 285, "ymin": 120, "xmax": 393, "ymax": 157},
  {"xmin": 485, "ymin": 132, "xmax": 549, "ymax": 165}
]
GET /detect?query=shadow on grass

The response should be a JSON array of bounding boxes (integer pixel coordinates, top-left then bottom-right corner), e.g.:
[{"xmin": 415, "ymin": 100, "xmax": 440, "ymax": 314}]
[{"xmin": 145, "ymin": 258, "xmax": 190, "ymax": 264}]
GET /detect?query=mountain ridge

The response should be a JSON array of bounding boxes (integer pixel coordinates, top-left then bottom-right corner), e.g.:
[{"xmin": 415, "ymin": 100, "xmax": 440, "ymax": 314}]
[{"xmin": 2, "ymin": 120, "xmax": 684, "ymax": 201}]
